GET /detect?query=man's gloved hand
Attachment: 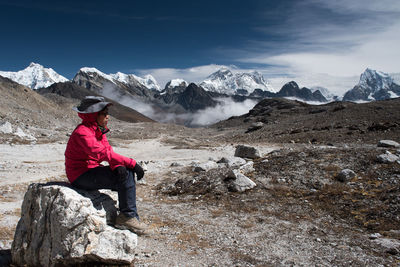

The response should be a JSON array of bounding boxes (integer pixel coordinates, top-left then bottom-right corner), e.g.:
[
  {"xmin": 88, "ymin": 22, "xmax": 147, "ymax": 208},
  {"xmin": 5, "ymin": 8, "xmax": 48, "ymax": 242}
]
[{"xmin": 133, "ymin": 164, "xmax": 145, "ymax": 180}]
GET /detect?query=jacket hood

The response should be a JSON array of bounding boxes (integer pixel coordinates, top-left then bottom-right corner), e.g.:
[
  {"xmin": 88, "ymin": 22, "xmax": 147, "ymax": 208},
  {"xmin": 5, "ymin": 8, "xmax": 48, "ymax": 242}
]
[{"xmin": 78, "ymin": 112, "xmax": 98, "ymax": 124}]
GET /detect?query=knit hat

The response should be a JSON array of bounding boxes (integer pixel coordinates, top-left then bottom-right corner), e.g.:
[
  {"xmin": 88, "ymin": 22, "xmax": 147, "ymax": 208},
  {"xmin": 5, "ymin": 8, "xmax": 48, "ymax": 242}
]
[{"xmin": 73, "ymin": 96, "xmax": 112, "ymax": 113}]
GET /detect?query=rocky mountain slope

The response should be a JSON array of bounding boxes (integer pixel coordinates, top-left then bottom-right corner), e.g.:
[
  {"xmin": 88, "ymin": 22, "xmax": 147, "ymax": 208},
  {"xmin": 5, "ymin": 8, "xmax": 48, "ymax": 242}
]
[
  {"xmin": 37, "ymin": 82, "xmax": 154, "ymax": 123},
  {"xmin": 214, "ymin": 97, "xmax": 400, "ymax": 144},
  {"xmin": 0, "ymin": 76, "xmax": 77, "ymax": 143}
]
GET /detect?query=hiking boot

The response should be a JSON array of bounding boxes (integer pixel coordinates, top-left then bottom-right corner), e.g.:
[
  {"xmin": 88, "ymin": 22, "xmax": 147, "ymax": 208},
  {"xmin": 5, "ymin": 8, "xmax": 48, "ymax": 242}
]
[{"xmin": 115, "ymin": 213, "xmax": 151, "ymax": 236}]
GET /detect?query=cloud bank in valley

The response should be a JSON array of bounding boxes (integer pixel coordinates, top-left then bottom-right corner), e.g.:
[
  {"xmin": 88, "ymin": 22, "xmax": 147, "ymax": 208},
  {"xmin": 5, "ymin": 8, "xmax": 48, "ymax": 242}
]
[{"xmin": 101, "ymin": 82, "xmax": 258, "ymax": 126}]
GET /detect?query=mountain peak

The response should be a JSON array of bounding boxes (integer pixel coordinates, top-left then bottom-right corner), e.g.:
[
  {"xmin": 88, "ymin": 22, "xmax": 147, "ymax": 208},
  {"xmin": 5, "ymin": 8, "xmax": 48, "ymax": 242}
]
[
  {"xmin": 165, "ymin": 79, "xmax": 188, "ymax": 90},
  {"xmin": 28, "ymin": 62, "xmax": 43, "ymax": 68},
  {"xmin": 343, "ymin": 68, "xmax": 400, "ymax": 101},
  {"xmin": 0, "ymin": 63, "xmax": 68, "ymax": 89},
  {"xmin": 200, "ymin": 68, "xmax": 275, "ymax": 95},
  {"xmin": 359, "ymin": 68, "xmax": 393, "ymax": 91},
  {"xmin": 76, "ymin": 68, "xmax": 160, "ymax": 90}
]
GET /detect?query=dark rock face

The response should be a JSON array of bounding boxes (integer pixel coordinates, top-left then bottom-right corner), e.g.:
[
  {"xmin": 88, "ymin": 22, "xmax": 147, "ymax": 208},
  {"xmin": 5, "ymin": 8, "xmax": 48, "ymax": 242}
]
[
  {"xmin": 276, "ymin": 81, "xmax": 328, "ymax": 102},
  {"xmin": 248, "ymin": 82, "xmax": 328, "ymax": 102},
  {"xmin": 177, "ymin": 83, "xmax": 218, "ymax": 112}
]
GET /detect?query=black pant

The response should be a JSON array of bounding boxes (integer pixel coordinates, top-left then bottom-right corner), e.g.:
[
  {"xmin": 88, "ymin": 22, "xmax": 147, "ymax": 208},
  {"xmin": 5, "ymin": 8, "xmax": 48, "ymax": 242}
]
[{"xmin": 72, "ymin": 166, "xmax": 139, "ymax": 219}]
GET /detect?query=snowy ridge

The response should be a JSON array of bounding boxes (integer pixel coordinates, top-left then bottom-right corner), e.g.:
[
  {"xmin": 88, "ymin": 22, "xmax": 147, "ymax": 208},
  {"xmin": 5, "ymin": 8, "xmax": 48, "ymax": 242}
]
[
  {"xmin": 165, "ymin": 79, "xmax": 188, "ymax": 89},
  {"xmin": 80, "ymin": 68, "xmax": 160, "ymax": 90},
  {"xmin": 200, "ymin": 67, "xmax": 275, "ymax": 95},
  {"xmin": 0, "ymin": 62, "xmax": 68, "ymax": 89},
  {"xmin": 342, "ymin": 68, "xmax": 400, "ymax": 101},
  {"xmin": 359, "ymin": 68, "xmax": 393, "ymax": 92}
]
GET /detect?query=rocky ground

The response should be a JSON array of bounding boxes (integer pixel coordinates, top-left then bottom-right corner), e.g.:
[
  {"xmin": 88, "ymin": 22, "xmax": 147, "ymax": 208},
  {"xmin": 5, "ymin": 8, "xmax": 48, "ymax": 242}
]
[
  {"xmin": 0, "ymin": 96, "xmax": 400, "ymax": 266},
  {"xmin": 0, "ymin": 117, "xmax": 399, "ymax": 266}
]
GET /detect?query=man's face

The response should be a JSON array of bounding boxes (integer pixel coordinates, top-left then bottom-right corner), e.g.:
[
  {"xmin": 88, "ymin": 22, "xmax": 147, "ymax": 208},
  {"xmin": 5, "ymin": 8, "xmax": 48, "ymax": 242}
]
[{"xmin": 97, "ymin": 108, "xmax": 109, "ymax": 127}]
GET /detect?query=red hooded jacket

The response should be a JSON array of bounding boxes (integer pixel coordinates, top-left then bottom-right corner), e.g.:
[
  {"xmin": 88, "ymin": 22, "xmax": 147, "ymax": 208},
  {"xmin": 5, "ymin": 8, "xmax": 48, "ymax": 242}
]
[{"xmin": 65, "ymin": 112, "xmax": 136, "ymax": 183}]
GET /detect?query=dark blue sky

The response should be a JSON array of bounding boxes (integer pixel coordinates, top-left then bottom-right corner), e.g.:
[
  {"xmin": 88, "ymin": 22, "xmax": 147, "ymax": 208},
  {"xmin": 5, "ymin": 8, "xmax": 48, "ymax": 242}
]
[
  {"xmin": 0, "ymin": 0, "xmax": 399, "ymax": 91},
  {"xmin": 0, "ymin": 0, "xmax": 279, "ymax": 77}
]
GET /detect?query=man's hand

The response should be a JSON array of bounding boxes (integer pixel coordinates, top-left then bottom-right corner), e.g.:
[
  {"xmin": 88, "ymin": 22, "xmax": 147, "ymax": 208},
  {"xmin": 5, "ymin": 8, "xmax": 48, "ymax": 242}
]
[{"xmin": 134, "ymin": 164, "xmax": 145, "ymax": 180}]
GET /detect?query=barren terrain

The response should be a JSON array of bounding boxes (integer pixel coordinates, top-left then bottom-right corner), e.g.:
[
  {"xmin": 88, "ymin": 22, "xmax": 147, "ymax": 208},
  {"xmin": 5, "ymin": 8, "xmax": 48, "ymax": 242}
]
[
  {"xmin": 1, "ymin": 94, "xmax": 400, "ymax": 266},
  {"xmin": 0, "ymin": 116, "xmax": 399, "ymax": 266}
]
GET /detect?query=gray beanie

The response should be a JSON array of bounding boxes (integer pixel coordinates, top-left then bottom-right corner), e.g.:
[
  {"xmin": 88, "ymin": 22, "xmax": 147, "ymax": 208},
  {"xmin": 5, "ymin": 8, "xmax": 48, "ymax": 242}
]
[{"xmin": 73, "ymin": 96, "xmax": 112, "ymax": 113}]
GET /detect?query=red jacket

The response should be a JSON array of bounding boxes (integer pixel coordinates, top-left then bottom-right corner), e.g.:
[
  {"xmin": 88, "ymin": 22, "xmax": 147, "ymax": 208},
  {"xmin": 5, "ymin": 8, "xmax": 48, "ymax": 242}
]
[{"xmin": 65, "ymin": 112, "xmax": 136, "ymax": 183}]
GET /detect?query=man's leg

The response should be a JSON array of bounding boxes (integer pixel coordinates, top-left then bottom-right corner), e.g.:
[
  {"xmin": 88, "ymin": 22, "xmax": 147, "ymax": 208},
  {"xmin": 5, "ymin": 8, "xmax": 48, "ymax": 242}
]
[
  {"xmin": 73, "ymin": 166, "xmax": 139, "ymax": 218},
  {"xmin": 115, "ymin": 167, "xmax": 139, "ymax": 219},
  {"xmin": 72, "ymin": 166, "xmax": 117, "ymax": 191}
]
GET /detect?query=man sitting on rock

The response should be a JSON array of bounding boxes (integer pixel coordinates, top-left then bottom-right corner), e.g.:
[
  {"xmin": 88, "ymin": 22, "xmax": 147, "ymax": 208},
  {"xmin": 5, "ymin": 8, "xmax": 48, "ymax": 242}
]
[{"xmin": 65, "ymin": 96, "xmax": 150, "ymax": 236}]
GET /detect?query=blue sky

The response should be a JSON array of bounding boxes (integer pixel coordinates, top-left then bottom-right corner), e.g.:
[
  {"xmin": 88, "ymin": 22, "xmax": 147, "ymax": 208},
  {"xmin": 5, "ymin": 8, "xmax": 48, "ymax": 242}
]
[{"xmin": 0, "ymin": 0, "xmax": 399, "ymax": 94}]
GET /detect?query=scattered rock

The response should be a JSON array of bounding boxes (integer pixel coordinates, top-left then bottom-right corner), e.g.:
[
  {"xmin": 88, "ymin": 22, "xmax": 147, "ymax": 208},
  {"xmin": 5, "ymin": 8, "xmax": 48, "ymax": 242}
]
[
  {"xmin": 245, "ymin": 122, "xmax": 263, "ymax": 133},
  {"xmin": 226, "ymin": 169, "xmax": 256, "ymax": 192},
  {"xmin": 234, "ymin": 145, "xmax": 261, "ymax": 159},
  {"xmin": 378, "ymin": 140, "xmax": 400, "ymax": 148},
  {"xmin": 376, "ymin": 151, "xmax": 399, "ymax": 163},
  {"xmin": 0, "ymin": 121, "xmax": 13, "ymax": 134},
  {"xmin": 193, "ymin": 161, "xmax": 219, "ymax": 172},
  {"xmin": 336, "ymin": 169, "xmax": 356, "ymax": 182},
  {"xmin": 369, "ymin": 233, "xmax": 382, "ymax": 240},
  {"xmin": 239, "ymin": 161, "xmax": 255, "ymax": 174},
  {"xmin": 217, "ymin": 156, "xmax": 246, "ymax": 168},
  {"xmin": 170, "ymin": 162, "xmax": 183, "ymax": 167},
  {"xmin": 12, "ymin": 183, "xmax": 137, "ymax": 267},
  {"xmin": 373, "ymin": 238, "xmax": 400, "ymax": 255}
]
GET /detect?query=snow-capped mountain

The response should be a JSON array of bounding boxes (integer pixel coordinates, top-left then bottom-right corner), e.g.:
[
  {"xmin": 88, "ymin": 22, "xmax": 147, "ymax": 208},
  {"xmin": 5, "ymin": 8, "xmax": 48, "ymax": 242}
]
[
  {"xmin": 343, "ymin": 68, "xmax": 400, "ymax": 102},
  {"xmin": 165, "ymin": 79, "xmax": 188, "ymax": 90},
  {"xmin": 200, "ymin": 68, "xmax": 275, "ymax": 95},
  {"xmin": 78, "ymin": 67, "xmax": 160, "ymax": 91},
  {"xmin": 0, "ymin": 62, "xmax": 68, "ymax": 89},
  {"xmin": 111, "ymin": 72, "xmax": 160, "ymax": 91}
]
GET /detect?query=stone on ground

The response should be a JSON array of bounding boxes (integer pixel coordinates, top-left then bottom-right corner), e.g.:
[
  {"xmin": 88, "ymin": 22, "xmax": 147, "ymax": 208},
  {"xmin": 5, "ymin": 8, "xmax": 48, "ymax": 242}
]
[
  {"xmin": 11, "ymin": 183, "xmax": 137, "ymax": 267},
  {"xmin": 226, "ymin": 169, "xmax": 256, "ymax": 192},
  {"xmin": 234, "ymin": 145, "xmax": 261, "ymax": 159}
]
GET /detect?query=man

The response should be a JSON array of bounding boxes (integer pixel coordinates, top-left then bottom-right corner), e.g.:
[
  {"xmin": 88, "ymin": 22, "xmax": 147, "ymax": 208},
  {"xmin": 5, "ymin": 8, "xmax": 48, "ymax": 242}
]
[{"xmin": 65, "ymin": 96, "xmax": 150, "ymax": 236}]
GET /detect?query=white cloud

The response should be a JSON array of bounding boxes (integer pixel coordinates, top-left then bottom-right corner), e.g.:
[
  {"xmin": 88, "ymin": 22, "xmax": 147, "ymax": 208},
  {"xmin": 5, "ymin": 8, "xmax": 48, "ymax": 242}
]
[
  {"xmin": 233, "ymin": 0, "xmax": 400, "ymax": 95},
  {"xmin": 189, "ymin": 98, "xmax": 258, "ymax": 126},
  {"xmin": 135, "ymin": 64, "xmax": 229, "ymax": 89}
]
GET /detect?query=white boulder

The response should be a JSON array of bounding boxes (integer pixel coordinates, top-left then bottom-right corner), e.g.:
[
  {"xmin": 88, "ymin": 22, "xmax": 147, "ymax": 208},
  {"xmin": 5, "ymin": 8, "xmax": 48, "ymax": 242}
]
[
  {"xmin": 377, "ymin": 151, "xmax": 399, "ymax": 163},
  {"xmin": 226, "ymin": 169, "xmax": 256, "ymax": 192},
  {"xmin": 378, "ymin": 140, "xmax": 400, "ymax": 148},
  {"xmin": 11, "ymin": 183, "xmax": 137, "ymax": 267}
]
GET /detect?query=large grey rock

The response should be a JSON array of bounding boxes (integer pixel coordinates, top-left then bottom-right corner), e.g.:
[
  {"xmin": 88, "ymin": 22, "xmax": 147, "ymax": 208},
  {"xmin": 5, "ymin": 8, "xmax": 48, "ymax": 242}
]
[
  {"xmin": 336, "ymin": 169, "xmax": 356, "ymax": 182},
  {"xmin": 234, "ymin": 145, "xmax": 261, "ymax": 159},
  {"xmin": 378, "ymin": 140, "xmax": 400, "ymax": 148},
  {"xmin": 226, "ymin": 169, "xmax": 256, "ymax": 192},
  {"xmin": 376, "ymin": 151, "xmax": 399, "ymax": 163},
  {"xmin": 11, "ymin": 183, "xmax": 137, "ymax": 267}
]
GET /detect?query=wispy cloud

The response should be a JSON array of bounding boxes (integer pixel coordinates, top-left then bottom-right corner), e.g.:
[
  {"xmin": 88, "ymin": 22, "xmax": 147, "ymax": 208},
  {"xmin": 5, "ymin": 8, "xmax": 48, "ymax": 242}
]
[
  {"xmin": 236, "ymin": 0, "xmax": 400, "ymax": 80},
  {"xmin": 135, "ymin": 64, "xmax": 231, "ymax": 88}
]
